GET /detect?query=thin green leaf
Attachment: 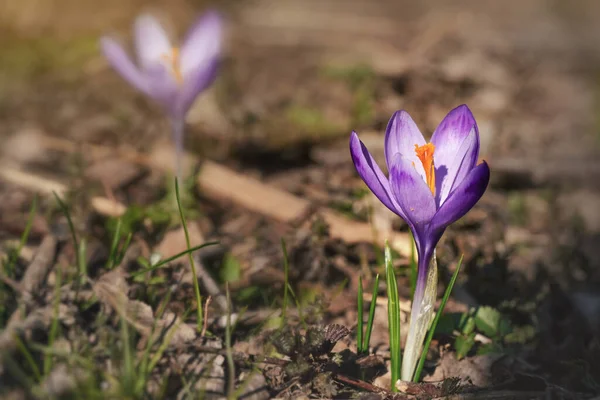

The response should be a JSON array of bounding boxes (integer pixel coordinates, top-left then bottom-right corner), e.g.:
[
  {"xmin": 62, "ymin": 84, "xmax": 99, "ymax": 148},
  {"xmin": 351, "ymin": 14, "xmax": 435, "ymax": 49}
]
[
  {"xmin": 286, "ymin": 282, "xmax": 306, "ymax": 329},
  {"xmin": 52, "ymin": 192, "xmax": 80, "ymax": 268},
  {"xmin": 175, "ymin": 178, "xmax": 203, "ymax": 332},
  {"xmin": 44, "ymin": 267, "xmax": 62, "ymax": 376},
  {"xmin": 225, "ymin": 284, "xmax": 236, "ymax": 400},
  {"xmin": 363, "ymin": 273, "xmax": 379, "ymax": 353},
  {"xmin": 116, "ymin": 231, "xmax": 133, "ymax": 266},
  {"xmin": 77, "ymin": 237, "xmax": 87, "ymax": 283},
  {"xmin": 357, "ymin": 276, "xmax": 364, "ymax": 354},
  {"xmin": 385, "ymin": 242, "xmax": 401, "ymax": 391},
  {"xmin": 107, "ymin": 218, "xmax": 122, "ymax": 269},
  {"xmin": 130, "ymin": 242, "xmax": 219, "ymax": 277},
  {"xmin": 281, "ymin": 238, "xmax": 290, "ymax": 320},
  {"xmin": 13, "ymin": 335, "xmax": 41, "ymax": 382},
  {"xmin": 120, "ymin": 317, "xmax": 135, "ymax": 395},
  {"xmin": 5, "ymin": 195, "xmax": 37, "ymax": 272},
  {"xmin": 413, "ymin": 255, "xmax": 463, "ymax": 382}
]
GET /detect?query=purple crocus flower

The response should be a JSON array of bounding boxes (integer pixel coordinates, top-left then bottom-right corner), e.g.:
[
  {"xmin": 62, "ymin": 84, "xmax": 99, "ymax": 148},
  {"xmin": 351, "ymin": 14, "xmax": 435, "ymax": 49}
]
[
  {"xmin": 100, "ymin": 11, "xmax": 222, "ymax": 176},
  {"xmin": 349, "ymin": 104, "xmax": 490, "ymax": 380}
]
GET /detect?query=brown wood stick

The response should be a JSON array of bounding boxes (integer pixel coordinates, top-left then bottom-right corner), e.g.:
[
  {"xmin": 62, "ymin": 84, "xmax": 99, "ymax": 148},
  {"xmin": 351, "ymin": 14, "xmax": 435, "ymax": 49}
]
[
  {"xmin": 197, "ymin": 161, "xmax": 411, "ymax": 255},
  {"xmin": 0, "ymin": 165, "xmax": 126, "ymax": 217}
]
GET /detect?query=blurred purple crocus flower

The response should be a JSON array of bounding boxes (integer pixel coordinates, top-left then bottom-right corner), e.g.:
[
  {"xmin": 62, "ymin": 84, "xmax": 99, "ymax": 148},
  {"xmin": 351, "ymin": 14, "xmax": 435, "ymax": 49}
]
[
  {"xmin": 100, "ymin": 11, "xmax": 222, "ymax": 176},
  {"xmin": 349, "ymin": 104, "xmax": 490, "ymax": 380}
]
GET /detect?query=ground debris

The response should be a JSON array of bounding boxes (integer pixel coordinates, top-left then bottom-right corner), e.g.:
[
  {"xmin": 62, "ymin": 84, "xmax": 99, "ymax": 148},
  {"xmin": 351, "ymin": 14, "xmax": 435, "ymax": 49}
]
[
  {"xmin": 396, "ymin": 377, "xmax": 466, "ymax": 397},
  {"xmin": 93, "ymin": 267, "xmax": 196, "ymax": 348}
]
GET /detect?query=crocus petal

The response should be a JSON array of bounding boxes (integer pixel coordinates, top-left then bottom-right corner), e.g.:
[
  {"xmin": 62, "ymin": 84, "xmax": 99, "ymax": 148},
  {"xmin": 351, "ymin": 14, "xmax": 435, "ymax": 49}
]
[
  {"xmin": 173, "ymin": 11, "xmax": 222, "ymax": 117},
  {"xmin": 435, "ymin": 128, "xmax": 478, "ymax": 205},
  {"xmin": 175, "ymin": 59, "xmax": 219, "ymax": 117},
  {"xmin": 134, "ymin": 13, "xmax": 172, "ymax": 71},
  {"xmin": 100, "ymin": 36, "xmax": 149, "ymax": 95},
  {"xmin": 384, "ymin": 110, "xmax": 427, "ymax": 181},
  {"xmin": 144, "ymin": 64, "xmax": 180, "ymax": 115},
  {"xmin": 389, "ymin": 153, "xmax": 436, "ymax": 227},
  {"xmin": 349, "ymin": 131, "xmax": 406, "ymax": 219},
  {"xmin": 179, "ymin": 11, "xmax": 222, "ymax": 82},
  {"xmin": 431, "ymin": 104, "xmax": 479, "ymax": 174},
  {"xmin": 431, "ymin": 161, "xmax": 490, "ymax": 231}
]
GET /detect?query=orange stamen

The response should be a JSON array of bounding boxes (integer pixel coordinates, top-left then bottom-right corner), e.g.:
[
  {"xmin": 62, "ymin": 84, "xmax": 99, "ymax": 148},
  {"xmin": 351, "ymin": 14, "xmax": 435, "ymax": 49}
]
[
  {"xmin": 160, "ymin": 47, "xmax": 183, "ymax": 84},
  {"xmin": 414, "ymin": 143, "xmax": 436, "ymax": 195}
]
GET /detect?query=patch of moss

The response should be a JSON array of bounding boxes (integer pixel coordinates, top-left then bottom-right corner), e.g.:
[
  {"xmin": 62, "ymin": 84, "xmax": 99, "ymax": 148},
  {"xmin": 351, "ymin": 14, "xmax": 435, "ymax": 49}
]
[
  {"xmin": 0, "ymin": 33, "xmax": 98, "ymax": 84},
  {"xmin": 284, "ymin": 105, "xmax": 344, "ymax": 138},
  {"xmin": 507, "ymin": 192, "xmax": 527, "ymax": 226},
  {"xmin": 321, "ymin": 63, "xmax": 376, "ymax": 127}
]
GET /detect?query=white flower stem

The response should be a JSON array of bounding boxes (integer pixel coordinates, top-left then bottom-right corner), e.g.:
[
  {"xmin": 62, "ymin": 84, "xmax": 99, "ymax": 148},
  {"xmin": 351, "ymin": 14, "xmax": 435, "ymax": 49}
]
[{"xmin": 400, "ymin": 249, "xmax": 438, "ymax": 382}]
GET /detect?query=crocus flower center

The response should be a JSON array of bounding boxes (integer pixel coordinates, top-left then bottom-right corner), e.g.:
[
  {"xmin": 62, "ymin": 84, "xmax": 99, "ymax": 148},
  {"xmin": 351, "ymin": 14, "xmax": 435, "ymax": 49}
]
[
  {"xmin": 414, "ymin": 143, "xmax": 436, "ymax": 195},
  {"xmin": 160, "ymin": 47, "xmax": 183, "ymax": 84}
]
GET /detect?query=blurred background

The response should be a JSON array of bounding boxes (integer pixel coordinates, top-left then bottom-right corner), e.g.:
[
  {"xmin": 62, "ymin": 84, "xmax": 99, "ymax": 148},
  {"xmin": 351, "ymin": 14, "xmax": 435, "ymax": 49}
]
[{"xmin": 1, "ymin": 0, "xmax": 600, "ymax": 393}]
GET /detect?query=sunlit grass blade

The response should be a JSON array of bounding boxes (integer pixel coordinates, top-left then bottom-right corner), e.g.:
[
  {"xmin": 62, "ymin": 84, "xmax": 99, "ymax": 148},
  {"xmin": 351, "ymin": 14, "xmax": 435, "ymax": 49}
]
[
  {"xmin": 120, "ymin": 317, "xmax": 135, "ymax": 396},
  {"xmin": 385, "ymin": 241, "xmax": 401, "ymax": 391},
  {"xmin": 53, "ymin": 192, "xmax": 78, "ymax": 260},
  {"xmin": 107, "ymin": 218, "xmax": 122, "ymax": 269},
  {"xmin": 13, "ymin": 335, "xmax": 41, "ymax": 382},
  {"xmin": 44, "ymin": 267, "xmax": 62, "ymax": 376},
  {"xmin": 363, "ymin": 273, "xmax": 379, "ymax": 353},
  {"xmin": 357, "ymin": 276, "xmax": 364, "ymax": 354},
  {"xmin": 131, "ymin": 242, "xmax": 218, "ymax": 277},
  {"xmin": 116, "ymin": 231, "xmax": 133, "ymax": 266},
  {"xmin": 146, "ymin": 308, "xmax": 193, "ymax": 376},
  {"xmin": 77, "ymin": 237, "xmax": 88, "ymax": 284},
  {"xmin": 413, "ymin": 255, "xmax": 464, "ymax": 382},
  {"xmin": 53, "ymin": 192, "xmax": 86, "ymax": 285},
  {"xmin": 174, "ymin": 178, "xmax": 204, "ymax": 332},
  {"xmin": 225, "ymin": 283, "xmax": 236, "ymax": 400},
  {"xmin": 5, "ymin": 194, "xmax": 37, "ymax": 272},
  {"xmin": 281, "ymin": 238, "xmax": 290, "ymax": 320},
  {"xmin": 286, "ymin": 281, "xmax": 306, "ymax": 329},
  {"xmin": 409, "ymin": 232, "xmax": 417, "ymax": 298}
]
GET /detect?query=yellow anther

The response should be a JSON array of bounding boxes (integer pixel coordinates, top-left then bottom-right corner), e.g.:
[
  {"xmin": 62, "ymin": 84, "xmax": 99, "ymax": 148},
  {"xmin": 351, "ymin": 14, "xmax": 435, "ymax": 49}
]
[
  {"xmin": 415, "ymin": 143, "xmax": 436, "ymax": 195},
  {"xmin": 160, "ymin": 47, "xmax": 183, "ymax": 84}
]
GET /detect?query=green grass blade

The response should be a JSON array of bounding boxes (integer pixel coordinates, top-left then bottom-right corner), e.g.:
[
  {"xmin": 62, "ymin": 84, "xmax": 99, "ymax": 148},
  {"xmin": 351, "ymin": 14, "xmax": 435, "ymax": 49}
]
[
  {"xmin": 131, "ymin": 242, "xmax": 218, "ymax": 277},
  {"xmin": 53, "ymin": 192, "xmax": 79, "ymax": 267},
  {"xmin": 13, "ymin": 335, "xmax": 41, "ymax": 382},
  {"xmin": 413, "ymin": 255, "xmax": 464, "ymax": 382},
  {"xmin": 285, "ymin": 282, "xmax": 306, "ymax": 328},
  {"xmin": 174, "ymin": 178, "xmax": 203, "ymax": 332},
  {"xmin": 5, "ymin": 194, "xmax": 37, "ymax": 272},
  {"xmin": 44, "ymin": 267, "xmax": 62, "ymax": 376},
  {"xmin": 363, "ymin": 273, "xmax": 379, "ymax": 353},
  {"xmin": 120, "ymin": 317, "xmax": 135, "ymax": 396},
  {"xmin": 281, "ymin": 238, "xmax": 290, "ymax": 320},
  {"xmin": 107, "ymin": 218, "xmax": 122, "ymax": 269},
  {"xmin": 116, "ymin": 231, "xmax": 133, "ymax": 266},
  {"xmin": 385, "ymin": 241, "xmax": 401, "ymax": 391},
  {"xmin": 225, "ymin": 284, "xmax": 236, "ymax": 400},
  {"xmin": 77, "ymin": 237, "xmax": 87, "ymax": 283},
  {"xmin": 357, "ymin": 276, "xmax": 364, "ymax": 354}
]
